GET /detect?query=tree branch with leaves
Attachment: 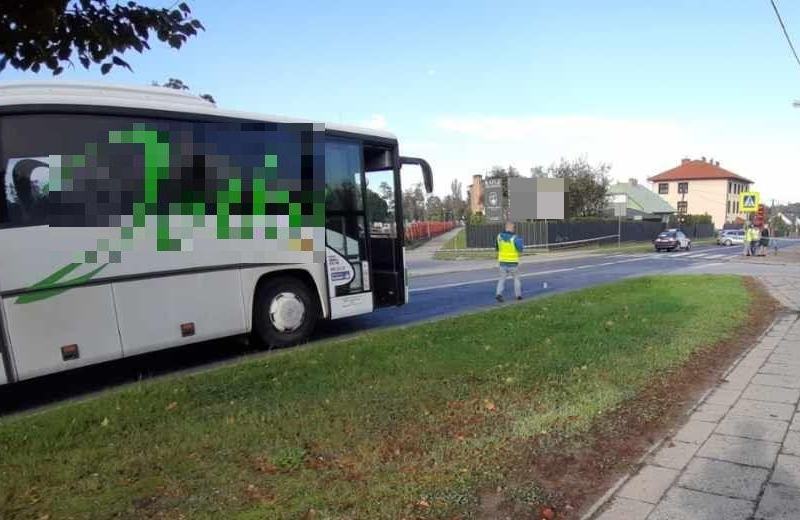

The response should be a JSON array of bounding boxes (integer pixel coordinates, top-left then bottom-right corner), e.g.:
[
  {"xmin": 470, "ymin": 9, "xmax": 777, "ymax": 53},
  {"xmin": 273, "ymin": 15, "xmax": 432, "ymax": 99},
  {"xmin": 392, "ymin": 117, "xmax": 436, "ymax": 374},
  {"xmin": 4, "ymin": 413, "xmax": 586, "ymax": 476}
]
[{"xmin": 0, "ymin": 1, "xmax": 204, "ymax": 75}]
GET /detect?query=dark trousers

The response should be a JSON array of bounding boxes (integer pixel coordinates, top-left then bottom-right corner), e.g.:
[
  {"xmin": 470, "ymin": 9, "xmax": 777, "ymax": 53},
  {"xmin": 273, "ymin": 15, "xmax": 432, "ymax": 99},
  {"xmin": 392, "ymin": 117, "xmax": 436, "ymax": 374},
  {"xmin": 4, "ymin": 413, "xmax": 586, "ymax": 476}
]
[{"xmin": 750, "ymin": 240, "xmax": 758, "ymax": 256}]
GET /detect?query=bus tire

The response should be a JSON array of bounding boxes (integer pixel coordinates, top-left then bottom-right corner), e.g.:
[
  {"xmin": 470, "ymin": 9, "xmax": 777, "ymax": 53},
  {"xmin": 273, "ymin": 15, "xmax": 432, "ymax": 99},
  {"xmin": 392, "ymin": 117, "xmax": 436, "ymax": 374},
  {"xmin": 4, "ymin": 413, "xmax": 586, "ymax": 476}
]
[{"xmin": 253, "ymin": 276, "xmax": 319, "ymax": 348}]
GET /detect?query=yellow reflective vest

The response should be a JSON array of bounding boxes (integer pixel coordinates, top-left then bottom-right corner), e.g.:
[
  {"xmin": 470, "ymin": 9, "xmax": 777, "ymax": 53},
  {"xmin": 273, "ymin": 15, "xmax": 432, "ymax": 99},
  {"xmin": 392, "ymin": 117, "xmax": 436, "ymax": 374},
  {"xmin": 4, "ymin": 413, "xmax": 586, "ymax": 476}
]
[{"xmin": 497, "ymin": 234, "xmax": 520, "ymax": 263}]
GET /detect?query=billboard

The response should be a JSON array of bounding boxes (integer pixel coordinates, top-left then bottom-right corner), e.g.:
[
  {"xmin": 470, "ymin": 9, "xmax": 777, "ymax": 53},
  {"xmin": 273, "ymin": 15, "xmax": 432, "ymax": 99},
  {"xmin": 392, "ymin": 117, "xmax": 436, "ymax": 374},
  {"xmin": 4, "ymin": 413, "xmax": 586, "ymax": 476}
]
[{"xmin": 484, "ymin": 178, "xmax": 504, "ymax": 222}]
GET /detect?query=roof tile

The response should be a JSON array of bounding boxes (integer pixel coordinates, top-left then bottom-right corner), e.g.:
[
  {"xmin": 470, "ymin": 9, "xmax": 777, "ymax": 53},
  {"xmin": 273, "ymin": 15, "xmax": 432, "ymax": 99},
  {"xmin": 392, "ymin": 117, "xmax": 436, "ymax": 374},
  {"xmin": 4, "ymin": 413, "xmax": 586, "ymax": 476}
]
[{"xmin": 647, "ymin": 160, "xmax": 752, "ymax": 183}]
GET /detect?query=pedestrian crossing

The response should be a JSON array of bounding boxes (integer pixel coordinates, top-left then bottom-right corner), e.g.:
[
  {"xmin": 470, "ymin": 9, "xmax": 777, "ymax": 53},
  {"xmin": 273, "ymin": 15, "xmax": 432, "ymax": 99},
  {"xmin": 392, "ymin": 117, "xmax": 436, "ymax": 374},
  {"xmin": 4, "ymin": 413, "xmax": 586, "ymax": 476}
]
[{"xmin": 626, "ymin": 250, "xmax": 737, "ymax": 261}]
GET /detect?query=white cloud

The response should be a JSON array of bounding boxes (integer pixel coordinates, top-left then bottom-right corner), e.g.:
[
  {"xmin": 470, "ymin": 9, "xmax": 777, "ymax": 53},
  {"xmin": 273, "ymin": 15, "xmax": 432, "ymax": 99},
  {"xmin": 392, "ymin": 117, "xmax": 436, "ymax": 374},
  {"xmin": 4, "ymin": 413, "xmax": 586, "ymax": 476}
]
[
  {"xmin": 427, "ymin": 68, "xmax": 436, "ymax": 76},
  {"xmin": 358, "ymin": 114, "xmax": 388, "ymax": 130}
]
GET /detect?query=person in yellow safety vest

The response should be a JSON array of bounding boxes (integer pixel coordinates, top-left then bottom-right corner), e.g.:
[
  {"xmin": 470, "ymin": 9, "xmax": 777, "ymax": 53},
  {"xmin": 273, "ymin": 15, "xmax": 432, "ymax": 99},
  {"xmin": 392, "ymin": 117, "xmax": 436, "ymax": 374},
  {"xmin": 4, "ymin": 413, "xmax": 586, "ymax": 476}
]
[
  {"xmin": 747, "ymin": 225, "xmax": 759, "ymax": 257},
  {"xmin": 495, "ymin": 221, "xmax": 524, "ymax": 302}
]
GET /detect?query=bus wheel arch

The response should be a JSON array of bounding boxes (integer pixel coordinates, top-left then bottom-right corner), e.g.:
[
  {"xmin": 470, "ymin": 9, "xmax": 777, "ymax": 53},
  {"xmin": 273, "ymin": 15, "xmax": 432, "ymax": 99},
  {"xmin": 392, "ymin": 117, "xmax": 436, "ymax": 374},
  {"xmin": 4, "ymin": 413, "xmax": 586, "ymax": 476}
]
[{"xmin": 251, "ymin": 271, "xmax": 321, "ymax": 348}]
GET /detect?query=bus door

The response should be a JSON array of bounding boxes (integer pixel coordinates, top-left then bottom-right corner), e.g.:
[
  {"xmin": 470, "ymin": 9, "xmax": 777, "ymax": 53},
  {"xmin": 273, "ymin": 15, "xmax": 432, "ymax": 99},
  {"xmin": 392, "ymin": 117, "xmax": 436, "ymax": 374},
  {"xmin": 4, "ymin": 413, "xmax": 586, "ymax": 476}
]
[
  {"xmin": 363, "ymin": 143, "xmax": 404, "ymax": 308},
  {"xmin": 324, "ymin": 139, "xmax": 373, "ymax": 319}
]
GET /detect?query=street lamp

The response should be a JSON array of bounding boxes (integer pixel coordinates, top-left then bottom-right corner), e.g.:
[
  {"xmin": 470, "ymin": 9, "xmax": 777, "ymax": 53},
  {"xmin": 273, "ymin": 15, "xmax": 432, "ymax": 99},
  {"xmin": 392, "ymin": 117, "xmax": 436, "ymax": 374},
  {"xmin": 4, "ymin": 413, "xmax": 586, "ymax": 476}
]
[{"xmin": 794, "ymin": 100, "xmax": 800, "ymax": 108}]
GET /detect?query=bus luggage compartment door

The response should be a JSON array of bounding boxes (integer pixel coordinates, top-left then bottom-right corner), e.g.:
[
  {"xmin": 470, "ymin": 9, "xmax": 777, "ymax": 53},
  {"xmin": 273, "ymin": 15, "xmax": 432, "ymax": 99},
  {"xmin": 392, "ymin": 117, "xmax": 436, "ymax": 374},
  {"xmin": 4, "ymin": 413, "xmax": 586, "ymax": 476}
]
[{"xmin": 2, "ymin": 285, "xmax": 124, "ymax": 381}]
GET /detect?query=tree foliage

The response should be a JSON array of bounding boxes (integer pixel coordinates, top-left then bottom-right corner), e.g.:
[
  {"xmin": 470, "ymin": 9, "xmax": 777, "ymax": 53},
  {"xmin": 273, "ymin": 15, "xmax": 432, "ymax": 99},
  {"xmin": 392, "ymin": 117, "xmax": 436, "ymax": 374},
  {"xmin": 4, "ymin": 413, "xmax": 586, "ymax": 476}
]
[
  {"xmin": 442, "ymin": 179, "xmax": 467, "ymax": 221},
  {"xmin": 668, "ymin": 213, "xmax": 713, "ymax": 228},
  {"xmin": 366, "ymin": 189, "xmax": 389, "ymax": 223},
  {"xmin": 771, "ymin": 215, "xmax": 792, "ymax": 237},
  {"xmin": 152, "ymin": 77, "xmax": 215, "ymax": 104},
  {"xmin": 532, "ymin": 157, "xmax": 611, "ymax": 218},
  {"xmin": 0, "ymin": 1, "xmax": 204, "ymax": 76},
  {"xmin": 485, "ymin": 165, "xmax": 521, "ymax": 202},
  {"xmin": 402, "ymin": 183, "xmax": 426, "ymax": 222}
]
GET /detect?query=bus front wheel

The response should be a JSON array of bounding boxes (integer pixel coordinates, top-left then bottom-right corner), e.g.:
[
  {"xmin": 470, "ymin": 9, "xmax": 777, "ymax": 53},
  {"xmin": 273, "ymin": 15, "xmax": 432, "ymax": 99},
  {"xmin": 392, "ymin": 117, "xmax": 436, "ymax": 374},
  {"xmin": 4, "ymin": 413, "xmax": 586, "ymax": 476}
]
[{"xmin": 253, "ymin": 276, "xmax": 319, "ymax": 348}]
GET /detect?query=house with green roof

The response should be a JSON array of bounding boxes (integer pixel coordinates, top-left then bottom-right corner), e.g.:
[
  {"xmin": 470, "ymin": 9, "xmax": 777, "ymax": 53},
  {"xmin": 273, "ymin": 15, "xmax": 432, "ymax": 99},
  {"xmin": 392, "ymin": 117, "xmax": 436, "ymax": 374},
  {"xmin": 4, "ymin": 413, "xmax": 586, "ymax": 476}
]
[{"xmin": 606, "ymin": 179, "xmax": 676, "ymax": 222}]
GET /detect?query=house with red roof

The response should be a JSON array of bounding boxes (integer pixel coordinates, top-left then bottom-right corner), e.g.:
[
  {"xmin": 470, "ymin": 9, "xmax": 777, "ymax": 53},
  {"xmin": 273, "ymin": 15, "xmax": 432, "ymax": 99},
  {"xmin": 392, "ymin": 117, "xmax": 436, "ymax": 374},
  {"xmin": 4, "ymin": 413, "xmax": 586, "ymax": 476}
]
[{"xmin": 647, "ymin": 157, "xmax": 754, "ymax": 228}]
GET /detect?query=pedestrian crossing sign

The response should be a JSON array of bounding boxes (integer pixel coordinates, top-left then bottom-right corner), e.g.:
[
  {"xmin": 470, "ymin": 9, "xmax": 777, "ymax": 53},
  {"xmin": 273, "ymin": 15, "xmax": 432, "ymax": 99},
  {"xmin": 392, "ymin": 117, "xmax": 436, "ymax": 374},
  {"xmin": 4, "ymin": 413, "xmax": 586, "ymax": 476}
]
[{"xmin": 740, "ymin": 191, "xmax": 759, "ymax": 213}]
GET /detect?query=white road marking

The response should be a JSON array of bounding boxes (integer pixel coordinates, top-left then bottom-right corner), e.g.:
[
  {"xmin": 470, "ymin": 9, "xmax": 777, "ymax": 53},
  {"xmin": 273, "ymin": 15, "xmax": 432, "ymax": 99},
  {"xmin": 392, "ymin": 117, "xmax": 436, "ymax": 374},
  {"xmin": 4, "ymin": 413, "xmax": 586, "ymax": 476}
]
[
  {"xmin": 684, "ymin": 262, "xmax": 724, "ymax": 269},
  {"xmin": 704, "ymin": 254, "xmax": 726, "ymax": 259},
  {"xmin": 410, "ymin": 257, "xmax": 648, "ymax": 293},
  {"xmin": 672, "ymin": 252, "xmax": 691, "ymax": 257}
]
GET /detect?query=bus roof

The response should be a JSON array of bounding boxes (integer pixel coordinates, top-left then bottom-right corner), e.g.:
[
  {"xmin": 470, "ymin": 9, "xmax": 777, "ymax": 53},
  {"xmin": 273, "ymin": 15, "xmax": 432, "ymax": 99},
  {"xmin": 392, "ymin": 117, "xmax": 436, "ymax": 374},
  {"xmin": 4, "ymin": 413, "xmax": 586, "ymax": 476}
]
[{"xmin": 0, "ymin": 80, "xmax": 398, "ymax": 141}]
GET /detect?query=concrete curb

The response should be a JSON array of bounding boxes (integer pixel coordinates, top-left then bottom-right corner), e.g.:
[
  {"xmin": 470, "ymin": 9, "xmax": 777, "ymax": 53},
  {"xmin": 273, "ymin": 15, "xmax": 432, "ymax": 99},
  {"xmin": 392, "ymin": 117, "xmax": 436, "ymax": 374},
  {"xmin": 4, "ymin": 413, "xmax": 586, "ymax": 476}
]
[{"xmin": 580, "ymin": 308, "xmax": 794, "ymax": 520}]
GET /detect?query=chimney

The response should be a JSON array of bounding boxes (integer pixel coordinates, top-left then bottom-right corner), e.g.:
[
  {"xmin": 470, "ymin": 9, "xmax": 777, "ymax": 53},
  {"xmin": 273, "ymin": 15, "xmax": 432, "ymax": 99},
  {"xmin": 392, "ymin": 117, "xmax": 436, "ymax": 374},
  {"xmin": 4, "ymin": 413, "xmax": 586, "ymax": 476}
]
[
  {"xmin": 701, "ymin": 156, "xmax": 706, "ymax": 162},
  {"xmin": 715, "ymin": 160, "xmax": 720, "ymax": 167},
  {"xmin": 681, "ymin": 158, "xmax": 691, "ymax": 165}
]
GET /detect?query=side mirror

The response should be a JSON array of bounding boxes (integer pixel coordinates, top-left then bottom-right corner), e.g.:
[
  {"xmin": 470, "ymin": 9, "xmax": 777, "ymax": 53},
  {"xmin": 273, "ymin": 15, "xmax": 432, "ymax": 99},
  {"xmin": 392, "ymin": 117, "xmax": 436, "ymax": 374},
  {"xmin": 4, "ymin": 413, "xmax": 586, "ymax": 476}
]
[{"xmin": 400, "ymin": 156, "xmax": 433, "ymax": 194}]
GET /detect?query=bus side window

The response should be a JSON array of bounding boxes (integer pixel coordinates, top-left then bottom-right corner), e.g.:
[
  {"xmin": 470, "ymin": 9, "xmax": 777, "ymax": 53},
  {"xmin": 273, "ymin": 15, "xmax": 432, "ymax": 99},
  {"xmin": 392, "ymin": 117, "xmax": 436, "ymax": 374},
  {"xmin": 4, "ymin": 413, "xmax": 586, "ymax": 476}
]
[{"xmin": 1, "ymin": 157, "xmax": 49, "ymax": 228}]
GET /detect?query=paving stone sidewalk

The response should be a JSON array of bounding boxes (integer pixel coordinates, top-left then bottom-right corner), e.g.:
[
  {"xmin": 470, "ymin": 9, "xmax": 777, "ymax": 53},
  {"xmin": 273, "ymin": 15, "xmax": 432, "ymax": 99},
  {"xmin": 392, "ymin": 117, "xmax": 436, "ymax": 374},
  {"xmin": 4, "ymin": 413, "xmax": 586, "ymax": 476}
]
[{"xmin": 587, "ymin": 282, "xmax": 800, "ymax": 520}]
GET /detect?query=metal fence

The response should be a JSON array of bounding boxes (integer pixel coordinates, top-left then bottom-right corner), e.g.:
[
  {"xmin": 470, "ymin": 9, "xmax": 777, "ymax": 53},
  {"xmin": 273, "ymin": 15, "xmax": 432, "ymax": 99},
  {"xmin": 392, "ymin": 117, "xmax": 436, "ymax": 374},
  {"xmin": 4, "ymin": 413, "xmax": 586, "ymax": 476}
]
[
  {"xmin": 465, "ymin": 221, "xmax": 548, "ymax": 248},
  {"xmin": 465, "ymin": 220, "xmax": 715, "ymax": 248}
]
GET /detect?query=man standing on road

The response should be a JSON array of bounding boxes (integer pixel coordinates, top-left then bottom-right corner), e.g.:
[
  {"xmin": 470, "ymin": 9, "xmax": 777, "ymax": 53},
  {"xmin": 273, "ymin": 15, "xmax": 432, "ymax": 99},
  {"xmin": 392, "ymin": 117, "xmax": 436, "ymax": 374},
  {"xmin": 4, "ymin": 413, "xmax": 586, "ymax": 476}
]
[
  {"xmin": 748, "ymin": 225, "xmax": 759, "ymax": 257},
  {"xmin": 759, "ymin": 225, "xmax": 770, "ymax": 256},
  {"xmin": 495, "ymin": 221, "xmax": 524, "ymax": 302}
]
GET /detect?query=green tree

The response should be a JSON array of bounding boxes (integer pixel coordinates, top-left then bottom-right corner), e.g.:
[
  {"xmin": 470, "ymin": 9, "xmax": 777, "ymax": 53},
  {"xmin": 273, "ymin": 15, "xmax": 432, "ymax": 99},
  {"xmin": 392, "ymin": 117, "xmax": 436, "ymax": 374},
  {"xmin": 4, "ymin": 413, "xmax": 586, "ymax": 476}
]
[
  {"xmin": 365, "ymin": 189, "xmax": 389, "ymax": 223},
  {"xmin": 485, "ymin": 165, "xmax": 521, "ymax": 202},
  {"xmin": 448, "ymin": 179, "xmax": 467, "ymax": 221},
  {"xmin": 402, "ymin": 183, "xmax": 425, "ymax": 222},
  {"xmin": 378, "ymin": 181, "xmax": 395, "ymax": 214},
  {"xmin": 469, "ymin": 212, "xmax": 485, "ymax": 224},
  {"xmin": 0, "ymin": 1, "xmax": 204, "ymax": 75},
  {"xmin": 772, "ymin": 216, "xmax": 791, "ymax": 237},
  {"xmin": 153, "ymin": 77, "xmax": 215, "ymax": 104},
  {"xmin": 533, "ymin": 157, "xmax": 611, "ymax": 218},
  {"xmin": 668, "ymin": 213, "xmax": 714, "ymax": 228},
  {"xmin": 426, "ymin": 195, "xmax": 444, "ymax": 221}
]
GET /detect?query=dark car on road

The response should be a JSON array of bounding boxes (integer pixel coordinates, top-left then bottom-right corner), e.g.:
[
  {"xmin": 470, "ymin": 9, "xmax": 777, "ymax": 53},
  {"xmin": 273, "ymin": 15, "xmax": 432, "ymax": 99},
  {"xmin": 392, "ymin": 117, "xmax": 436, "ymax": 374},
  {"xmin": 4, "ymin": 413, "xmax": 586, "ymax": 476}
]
[{"xmin": 654, "ymin": 229, "xmax": 691, "ymax": 252}]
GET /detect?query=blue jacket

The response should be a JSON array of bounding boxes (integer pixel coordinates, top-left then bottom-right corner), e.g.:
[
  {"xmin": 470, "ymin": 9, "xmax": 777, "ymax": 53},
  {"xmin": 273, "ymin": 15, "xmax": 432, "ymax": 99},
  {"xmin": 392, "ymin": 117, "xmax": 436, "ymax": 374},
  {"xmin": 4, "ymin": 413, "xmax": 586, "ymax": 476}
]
[{"xmin": 496, "ymin": 231, "xmax": 524, "ymax": 267}]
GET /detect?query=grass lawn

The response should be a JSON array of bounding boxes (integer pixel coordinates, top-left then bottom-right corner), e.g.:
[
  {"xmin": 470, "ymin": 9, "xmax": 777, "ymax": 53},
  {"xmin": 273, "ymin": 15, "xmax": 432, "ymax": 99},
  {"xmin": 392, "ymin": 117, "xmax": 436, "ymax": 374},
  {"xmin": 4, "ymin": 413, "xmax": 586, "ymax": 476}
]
[
  {"xmin": 440, "ymin": 229, "xmax": 467, "ymax": 250},
  {"xmin": 0, "ymin": 276, "xmax": 754, "ymax": 520}
]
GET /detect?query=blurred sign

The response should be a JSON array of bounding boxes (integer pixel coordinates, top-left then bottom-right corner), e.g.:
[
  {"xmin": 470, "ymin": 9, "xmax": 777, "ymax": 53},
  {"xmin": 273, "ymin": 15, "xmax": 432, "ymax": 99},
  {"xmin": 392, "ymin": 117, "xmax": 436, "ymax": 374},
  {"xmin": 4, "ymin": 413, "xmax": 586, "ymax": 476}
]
[
  {"xmin": 740, "ymin": 191, "xmax": 759, "ymax": 213},
  {"xmin": 484, "ymin": 178, "xmax": 504, "ymax": 222},
  {"xmin": 609, "ymin": 193, "xmax": 627, "ymax": 217}
]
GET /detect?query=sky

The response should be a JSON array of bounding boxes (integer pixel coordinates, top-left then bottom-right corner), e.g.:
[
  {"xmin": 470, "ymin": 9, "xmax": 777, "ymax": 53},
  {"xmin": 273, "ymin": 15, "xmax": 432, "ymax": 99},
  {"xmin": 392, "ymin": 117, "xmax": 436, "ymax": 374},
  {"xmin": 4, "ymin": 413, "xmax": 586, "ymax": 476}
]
[{"xmin": 2, "ymin": 0, "xmax": 800, "ymax": 204}]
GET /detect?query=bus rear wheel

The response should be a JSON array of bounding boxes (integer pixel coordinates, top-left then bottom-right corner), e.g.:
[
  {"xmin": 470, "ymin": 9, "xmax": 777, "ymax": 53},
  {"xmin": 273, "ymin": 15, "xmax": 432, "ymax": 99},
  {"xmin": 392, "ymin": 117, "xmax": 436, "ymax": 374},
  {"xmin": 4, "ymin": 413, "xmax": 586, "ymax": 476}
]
[{"xmin": 253, "ymin": 276, "xmax": 319, "ymax": 348}]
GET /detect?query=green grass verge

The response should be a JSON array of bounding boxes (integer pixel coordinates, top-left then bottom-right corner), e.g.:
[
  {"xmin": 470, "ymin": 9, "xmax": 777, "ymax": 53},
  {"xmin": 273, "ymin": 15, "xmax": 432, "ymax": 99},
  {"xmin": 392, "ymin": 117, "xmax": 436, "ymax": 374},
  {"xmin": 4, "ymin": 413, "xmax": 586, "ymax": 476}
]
[
  {"xmin": 0, "ymin": 275, "xmax": 752, "ymax": 520},
  {"xmin": 440, "ymin": 229, "xmax": 467, "ymax": 250}
]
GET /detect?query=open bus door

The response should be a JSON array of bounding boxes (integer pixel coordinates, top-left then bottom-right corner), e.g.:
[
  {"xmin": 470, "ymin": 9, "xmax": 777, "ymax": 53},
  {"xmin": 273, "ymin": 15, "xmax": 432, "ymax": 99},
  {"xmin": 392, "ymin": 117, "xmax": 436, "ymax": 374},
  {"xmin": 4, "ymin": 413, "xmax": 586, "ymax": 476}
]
[{"xmin": 363, "ymin": 146, "xmax": 432, "ymax": 308}]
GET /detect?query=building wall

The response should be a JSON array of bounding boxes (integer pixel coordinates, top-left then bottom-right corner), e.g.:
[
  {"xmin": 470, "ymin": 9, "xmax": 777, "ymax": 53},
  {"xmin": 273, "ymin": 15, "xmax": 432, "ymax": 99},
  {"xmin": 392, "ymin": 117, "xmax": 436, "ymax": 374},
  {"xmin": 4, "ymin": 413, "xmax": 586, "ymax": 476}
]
[
  {"xmin": 468, "ymin": 174, "xmax": 484, "ymax": 214},
  {"xmin": 650, "ymin": 178, "xmax": 750, "ymax": 227}
]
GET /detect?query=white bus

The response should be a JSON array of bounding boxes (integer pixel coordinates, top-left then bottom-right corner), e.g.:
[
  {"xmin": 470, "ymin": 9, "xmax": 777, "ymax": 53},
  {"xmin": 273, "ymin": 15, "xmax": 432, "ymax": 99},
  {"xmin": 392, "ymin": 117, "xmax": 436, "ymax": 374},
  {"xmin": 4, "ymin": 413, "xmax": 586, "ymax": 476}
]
[{"xmin": 0, "ymin": 81, "xmax": 433, "ymax": 385}]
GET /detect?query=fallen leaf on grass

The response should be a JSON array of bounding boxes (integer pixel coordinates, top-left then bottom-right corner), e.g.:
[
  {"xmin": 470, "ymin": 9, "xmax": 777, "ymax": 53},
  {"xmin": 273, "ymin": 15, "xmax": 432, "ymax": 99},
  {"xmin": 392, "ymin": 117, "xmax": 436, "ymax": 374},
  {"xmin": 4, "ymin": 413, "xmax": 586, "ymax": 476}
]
[
  {"xmin": 166, "ymin": 401, "xmax": 178, "ymax": 412},
  {"xmin": 100, "ymin": 417, "xmax": 109, "ymax": 427},
  {"xmin": 484, "ymin": 400, "xmax": 497, "ymax": 412},
  {"xmin": 417, "ymin": 499, "xmax": 430, "ymax": 508}
]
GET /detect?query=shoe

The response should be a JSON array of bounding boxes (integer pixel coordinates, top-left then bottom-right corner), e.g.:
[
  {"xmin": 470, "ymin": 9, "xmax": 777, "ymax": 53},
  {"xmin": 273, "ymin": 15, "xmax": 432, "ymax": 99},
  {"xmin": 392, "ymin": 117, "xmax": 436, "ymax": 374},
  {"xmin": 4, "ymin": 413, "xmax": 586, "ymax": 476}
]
[
  {"xmin": 517, "ymin": 296, "xmax": 523, "ymax": 300},
  {"xmin": 495, "ymin": 295, "xmax": 504, "ymax": 303}
]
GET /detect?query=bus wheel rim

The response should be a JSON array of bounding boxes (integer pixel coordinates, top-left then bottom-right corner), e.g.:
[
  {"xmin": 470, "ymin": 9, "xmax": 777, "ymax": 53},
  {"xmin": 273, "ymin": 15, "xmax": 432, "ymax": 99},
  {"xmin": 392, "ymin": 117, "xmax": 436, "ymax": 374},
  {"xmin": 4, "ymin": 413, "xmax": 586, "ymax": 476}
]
[{"xmin": 269, "ymin": 292, "xmax": 305, "ymax": 332}]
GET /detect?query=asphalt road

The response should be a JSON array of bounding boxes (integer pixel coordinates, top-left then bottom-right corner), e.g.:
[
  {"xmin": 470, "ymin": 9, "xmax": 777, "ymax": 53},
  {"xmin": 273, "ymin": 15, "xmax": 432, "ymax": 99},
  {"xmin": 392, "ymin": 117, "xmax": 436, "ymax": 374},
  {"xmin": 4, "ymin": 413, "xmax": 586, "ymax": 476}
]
[{"xmin": 0, "ymin": 242, "xmax": 776, "ymax": 416}]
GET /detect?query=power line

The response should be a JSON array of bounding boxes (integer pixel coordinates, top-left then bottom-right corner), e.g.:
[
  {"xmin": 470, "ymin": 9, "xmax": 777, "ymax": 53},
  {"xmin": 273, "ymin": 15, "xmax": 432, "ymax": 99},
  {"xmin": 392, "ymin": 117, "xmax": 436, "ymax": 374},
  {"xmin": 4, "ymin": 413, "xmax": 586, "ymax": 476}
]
[{"xmin": 769, "ymin": 0, "xmax": 800, "ymax": 70}]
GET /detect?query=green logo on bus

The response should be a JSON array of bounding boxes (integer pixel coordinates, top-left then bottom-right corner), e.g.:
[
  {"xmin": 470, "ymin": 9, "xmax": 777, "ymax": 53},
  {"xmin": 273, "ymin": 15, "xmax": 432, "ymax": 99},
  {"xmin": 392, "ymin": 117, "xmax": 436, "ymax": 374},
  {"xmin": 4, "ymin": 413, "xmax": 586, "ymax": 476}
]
[{"xmin": 17, "ymin": 124, "xmax": 324, "ymax": 304}]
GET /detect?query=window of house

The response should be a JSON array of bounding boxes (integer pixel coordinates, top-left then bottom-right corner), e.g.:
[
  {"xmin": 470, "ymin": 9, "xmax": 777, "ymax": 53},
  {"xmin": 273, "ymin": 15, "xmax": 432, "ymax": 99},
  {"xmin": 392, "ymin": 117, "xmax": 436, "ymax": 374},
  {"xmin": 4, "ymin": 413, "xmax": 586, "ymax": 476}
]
[
  {"xmin": 677, "ymin": 182, "xmax": 688, "ymax": 194},
  {"xmin": 727, "ymin": 200, "xmax": 731, "ymax": 214},
  {"xmin": 658, "ymin": 183, "xmax": 668, "ymax": 194},
  {"xmin": 677, "ymin": 201, "xmax": 688, "ymax": 213}
]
